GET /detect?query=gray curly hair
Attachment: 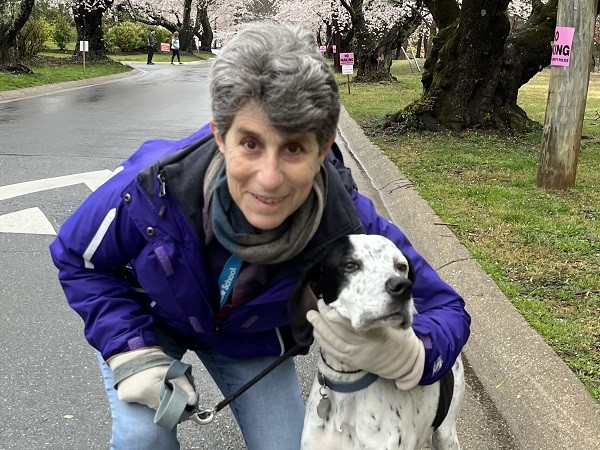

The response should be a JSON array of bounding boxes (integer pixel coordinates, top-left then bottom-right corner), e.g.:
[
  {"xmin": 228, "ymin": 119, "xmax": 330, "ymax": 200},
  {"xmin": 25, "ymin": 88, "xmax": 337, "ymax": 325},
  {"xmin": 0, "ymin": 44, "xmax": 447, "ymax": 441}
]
[{"xmin": 210, "ymin": 22, "xmax": 340, "ymax": 151}]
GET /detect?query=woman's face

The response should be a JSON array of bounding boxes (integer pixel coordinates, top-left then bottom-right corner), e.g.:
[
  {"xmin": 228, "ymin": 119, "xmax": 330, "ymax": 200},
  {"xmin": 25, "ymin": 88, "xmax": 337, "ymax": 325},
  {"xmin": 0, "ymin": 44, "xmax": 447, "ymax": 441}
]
[{"xmin": 211, "ymin": 104, "xmax": 330, "ymax": 231}]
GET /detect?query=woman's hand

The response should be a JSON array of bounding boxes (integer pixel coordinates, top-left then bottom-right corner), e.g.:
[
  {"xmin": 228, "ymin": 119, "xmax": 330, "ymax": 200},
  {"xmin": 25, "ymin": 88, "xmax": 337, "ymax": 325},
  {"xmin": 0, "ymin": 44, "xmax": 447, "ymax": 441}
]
[
  {"xmin": 108, "ymin": 348, "xmax": 197, "ymax": 409},
  {"xmin": 307, "ymin": 300, "xmax": 425, "ymax": 390}
]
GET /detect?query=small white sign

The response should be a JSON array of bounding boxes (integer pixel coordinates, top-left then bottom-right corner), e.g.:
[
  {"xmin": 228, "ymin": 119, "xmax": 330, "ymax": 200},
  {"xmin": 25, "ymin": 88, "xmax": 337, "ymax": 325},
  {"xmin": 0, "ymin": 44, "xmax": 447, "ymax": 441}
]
[
  {"xmin": 342, "ymin": 64, "xmax": 354, "ymax": 75},
  {"xmin": 79, "ymin": 40, "xmax": 89, "ymax": 52},
  {"xmin": 319, "ymin": 45, "xmax": 327, "ymax": 53}
]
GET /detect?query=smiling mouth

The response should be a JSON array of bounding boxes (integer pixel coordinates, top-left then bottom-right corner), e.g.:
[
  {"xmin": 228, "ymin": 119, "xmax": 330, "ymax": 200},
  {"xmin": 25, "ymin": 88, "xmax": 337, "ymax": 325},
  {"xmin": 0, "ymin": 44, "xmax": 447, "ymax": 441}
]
[{"xmin": 252, "ymin": 194, "xmax": 284, "ymax": 204}]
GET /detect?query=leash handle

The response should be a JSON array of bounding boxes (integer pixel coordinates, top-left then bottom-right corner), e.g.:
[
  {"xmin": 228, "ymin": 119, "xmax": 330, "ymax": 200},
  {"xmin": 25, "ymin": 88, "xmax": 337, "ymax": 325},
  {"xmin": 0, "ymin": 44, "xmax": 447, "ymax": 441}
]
[{"xmin": 154, "ymin": 360, "xmax": 194, "ymax": 430}]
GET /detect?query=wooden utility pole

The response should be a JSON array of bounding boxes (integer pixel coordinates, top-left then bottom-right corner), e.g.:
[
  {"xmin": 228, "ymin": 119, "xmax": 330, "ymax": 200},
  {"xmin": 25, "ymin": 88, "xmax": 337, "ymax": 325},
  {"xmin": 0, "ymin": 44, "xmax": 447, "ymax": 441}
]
[{"xmin": 537, "ymin": 0, "xmax": 597, "ymax": 190}]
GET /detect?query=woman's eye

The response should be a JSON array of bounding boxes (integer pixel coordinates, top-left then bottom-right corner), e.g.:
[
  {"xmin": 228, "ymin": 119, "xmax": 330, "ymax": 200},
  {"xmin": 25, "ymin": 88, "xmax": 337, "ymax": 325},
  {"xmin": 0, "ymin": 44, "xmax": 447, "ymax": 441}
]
[
  {"xmin": 243, "ymin": 139, "xmax": 258, "ymax": 151},
  {"xmin": 286, "ymin": 143, "xmax": 302, "ymax": 154}
]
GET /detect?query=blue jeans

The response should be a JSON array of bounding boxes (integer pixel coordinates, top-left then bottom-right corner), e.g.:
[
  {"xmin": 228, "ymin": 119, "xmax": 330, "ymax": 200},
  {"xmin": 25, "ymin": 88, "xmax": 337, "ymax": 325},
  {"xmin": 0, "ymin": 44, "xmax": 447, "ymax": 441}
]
[{"xmin": 96, "ymin": 335, "xmax": 304, "ymax": 449}]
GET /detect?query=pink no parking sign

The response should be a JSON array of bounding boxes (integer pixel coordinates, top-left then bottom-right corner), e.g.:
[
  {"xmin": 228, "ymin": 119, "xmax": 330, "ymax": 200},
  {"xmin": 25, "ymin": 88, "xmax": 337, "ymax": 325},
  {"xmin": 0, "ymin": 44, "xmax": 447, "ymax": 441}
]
[{"xmin": 551, "ymin": 27, "xmax": 575, "ymax": 67}]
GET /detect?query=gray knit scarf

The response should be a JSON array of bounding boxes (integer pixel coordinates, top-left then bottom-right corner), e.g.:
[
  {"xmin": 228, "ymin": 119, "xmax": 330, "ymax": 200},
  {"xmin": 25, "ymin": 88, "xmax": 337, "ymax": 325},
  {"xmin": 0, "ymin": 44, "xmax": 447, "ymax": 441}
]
[{"xmin": 203, "ymin": 152, "xmax": 326, "ymax": 264}]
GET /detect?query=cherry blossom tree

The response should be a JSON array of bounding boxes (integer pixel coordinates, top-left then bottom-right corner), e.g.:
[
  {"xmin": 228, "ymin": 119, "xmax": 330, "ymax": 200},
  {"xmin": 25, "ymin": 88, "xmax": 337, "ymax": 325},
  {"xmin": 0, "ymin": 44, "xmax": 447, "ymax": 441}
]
[{"xmin": 270, "ymin": 1, "xmax": 427, "ymax": 80}]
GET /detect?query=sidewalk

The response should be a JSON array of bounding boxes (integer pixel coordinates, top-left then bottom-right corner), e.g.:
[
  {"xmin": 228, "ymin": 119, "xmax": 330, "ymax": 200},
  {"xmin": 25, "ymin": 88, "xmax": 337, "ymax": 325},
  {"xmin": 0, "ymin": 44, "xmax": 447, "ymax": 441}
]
[{"xmin": 337, "ymin": 107, "xmax": 600, "ymax": 449}]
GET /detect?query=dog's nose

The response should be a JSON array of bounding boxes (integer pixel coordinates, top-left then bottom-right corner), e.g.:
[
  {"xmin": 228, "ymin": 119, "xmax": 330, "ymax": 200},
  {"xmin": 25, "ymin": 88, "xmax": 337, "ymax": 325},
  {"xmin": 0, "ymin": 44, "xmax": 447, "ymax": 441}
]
[{"xmin": 385, "ymin": 277, "xmax": 413, "ymax": 298}]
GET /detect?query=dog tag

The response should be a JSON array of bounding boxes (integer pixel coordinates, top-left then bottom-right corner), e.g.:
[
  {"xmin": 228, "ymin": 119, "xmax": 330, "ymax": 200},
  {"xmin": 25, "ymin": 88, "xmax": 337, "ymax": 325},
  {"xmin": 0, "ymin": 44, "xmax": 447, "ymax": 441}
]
[{"xmin": 317, "ymin": 396, "xmax": 331, "ymax": 419}]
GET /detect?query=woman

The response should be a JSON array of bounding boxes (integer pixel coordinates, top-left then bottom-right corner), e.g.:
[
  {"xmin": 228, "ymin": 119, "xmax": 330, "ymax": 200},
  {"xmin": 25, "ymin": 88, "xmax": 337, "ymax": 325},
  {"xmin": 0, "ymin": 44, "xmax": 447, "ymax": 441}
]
[
  {"xmin": 50, "ymin": 22, "xmax": 470, "ymax": 449},
  {"xmin": 170, "ymin": 31, "xmax": 181, "ymax": 64}
]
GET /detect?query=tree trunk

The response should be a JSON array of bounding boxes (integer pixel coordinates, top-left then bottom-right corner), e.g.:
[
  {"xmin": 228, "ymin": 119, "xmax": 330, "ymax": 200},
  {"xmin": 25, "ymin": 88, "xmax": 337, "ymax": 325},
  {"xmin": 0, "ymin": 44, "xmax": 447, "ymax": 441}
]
[
  {"xmin": 196, "ymin": 5, "xmax": 212, "ymax": 52},
  {"xmin": 356, "ymin": 25, "xmax": 402, "ymax": 82},
  {"xmin": 0, "ymin": 0, "xmax": 35, "ymax": 66},
  {"xmin": 73, "ymin": 4, "xmax": 111, "ymax": 61},
  {"xmin": 382, "ymin": 0, "xmax": 565, "ymax": 132},
  {"xmin": 179, "ymin": 0, "xmax": 193, "ymax": 53},
  {"xmin": 332, "ymin": 14, "xmax": 342, "ymax": 73}
]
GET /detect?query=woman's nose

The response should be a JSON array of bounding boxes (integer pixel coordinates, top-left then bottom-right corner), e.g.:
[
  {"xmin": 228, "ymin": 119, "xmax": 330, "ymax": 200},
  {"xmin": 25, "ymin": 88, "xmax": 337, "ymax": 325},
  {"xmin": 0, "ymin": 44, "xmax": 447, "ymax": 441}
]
[{"xmin": 257, "ymin": 152, "xmax": 283, "ymax": 189}]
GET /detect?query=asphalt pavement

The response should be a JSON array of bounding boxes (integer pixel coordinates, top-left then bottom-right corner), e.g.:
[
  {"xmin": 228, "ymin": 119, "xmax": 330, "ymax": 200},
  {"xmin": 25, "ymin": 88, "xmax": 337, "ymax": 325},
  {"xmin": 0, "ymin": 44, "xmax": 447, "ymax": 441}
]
[{"xmin": 1, "ymin": 63, "xmax": 599, "ymax": 450}]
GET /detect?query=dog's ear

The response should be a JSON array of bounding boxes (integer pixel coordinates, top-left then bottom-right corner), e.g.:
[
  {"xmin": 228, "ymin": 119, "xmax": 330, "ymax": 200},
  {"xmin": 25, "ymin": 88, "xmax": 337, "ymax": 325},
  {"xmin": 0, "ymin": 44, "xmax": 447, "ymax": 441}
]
[{"xmin": 288, "ymin": 262, "xmax": 323, "ymax": 347}]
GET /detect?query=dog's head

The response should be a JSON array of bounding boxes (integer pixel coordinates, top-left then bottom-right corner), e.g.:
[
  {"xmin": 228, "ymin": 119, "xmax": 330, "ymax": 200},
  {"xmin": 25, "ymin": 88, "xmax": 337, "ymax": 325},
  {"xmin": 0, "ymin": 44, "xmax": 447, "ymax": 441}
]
[{"xmin": 289, "ymin": 234, "xmax": 415, "ymax": 347}]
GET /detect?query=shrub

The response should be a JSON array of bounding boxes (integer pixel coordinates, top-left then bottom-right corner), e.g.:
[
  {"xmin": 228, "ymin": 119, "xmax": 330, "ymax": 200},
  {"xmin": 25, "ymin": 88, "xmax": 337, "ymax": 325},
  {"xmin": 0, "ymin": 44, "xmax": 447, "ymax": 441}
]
[
  {"xmin": 53, "ymin": 16, "xmax": 74, "ymax": 50},
  {"xmin": 104, "ymin": 22, "xmax": 146, "ymax": 52},
  {"xmin": 18, "ymin": 18, "xmax": 52, "ymax": 59}
]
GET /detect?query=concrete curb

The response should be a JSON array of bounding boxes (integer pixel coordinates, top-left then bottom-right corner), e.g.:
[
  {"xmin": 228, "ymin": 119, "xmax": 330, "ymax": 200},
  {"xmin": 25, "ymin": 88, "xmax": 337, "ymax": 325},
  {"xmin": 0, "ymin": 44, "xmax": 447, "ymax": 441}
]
[{"xmin": 337, "ymin": 106, "xmax": 600, "ymax": 450}]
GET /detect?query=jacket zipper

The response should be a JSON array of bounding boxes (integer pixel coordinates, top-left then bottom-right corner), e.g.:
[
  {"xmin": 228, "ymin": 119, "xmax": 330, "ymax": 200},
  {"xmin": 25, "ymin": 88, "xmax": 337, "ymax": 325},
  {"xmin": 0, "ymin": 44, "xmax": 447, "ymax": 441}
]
[
  {"xmin": 158, "ymin": 172, "xmax": 167, "ymax": 197},
  {"xmin": 155, "ymin": 170, "xmax": 208, "ymax": 307}
]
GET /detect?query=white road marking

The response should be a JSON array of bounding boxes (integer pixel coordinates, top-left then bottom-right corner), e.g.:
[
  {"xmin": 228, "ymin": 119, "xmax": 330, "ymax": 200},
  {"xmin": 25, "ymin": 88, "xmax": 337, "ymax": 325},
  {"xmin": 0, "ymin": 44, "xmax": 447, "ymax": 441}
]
[
  {"xmin": 0, "ymin": 207, "xmax": 56, "ymax": 235},
  {"xmin": 0, "ymin": 170, "xmax": 113, "ymax": 201},
  {"xmin": 0, "ymin": 169, "xmax": 119, "ymax": 235}
]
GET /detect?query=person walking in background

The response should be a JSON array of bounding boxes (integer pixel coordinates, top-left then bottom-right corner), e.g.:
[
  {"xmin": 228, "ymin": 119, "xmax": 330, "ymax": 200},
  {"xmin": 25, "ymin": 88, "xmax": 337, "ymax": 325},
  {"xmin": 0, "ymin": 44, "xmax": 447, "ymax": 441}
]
[
  {"xmin": 147, "ymin": 29, "xmax": 155, "ymax": 65},
  {"xmin": 171, "ymin": 31, "xmax": 182, "ymax": 65}
]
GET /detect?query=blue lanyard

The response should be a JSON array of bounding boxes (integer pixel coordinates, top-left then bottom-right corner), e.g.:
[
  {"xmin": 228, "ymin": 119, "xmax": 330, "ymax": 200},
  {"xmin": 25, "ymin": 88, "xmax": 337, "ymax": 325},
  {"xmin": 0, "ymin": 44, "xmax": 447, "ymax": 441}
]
[{"xmin": 218, "ymin": 254, "xmax": 243, "ymax": 308}]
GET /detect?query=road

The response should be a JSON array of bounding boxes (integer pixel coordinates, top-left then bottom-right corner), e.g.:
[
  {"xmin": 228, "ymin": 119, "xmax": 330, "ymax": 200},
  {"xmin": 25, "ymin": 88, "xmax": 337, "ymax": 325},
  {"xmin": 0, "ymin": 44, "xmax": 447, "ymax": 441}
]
[{"xmin": 1, "ymin": 62, "xmax": 517, "ymax": 449}]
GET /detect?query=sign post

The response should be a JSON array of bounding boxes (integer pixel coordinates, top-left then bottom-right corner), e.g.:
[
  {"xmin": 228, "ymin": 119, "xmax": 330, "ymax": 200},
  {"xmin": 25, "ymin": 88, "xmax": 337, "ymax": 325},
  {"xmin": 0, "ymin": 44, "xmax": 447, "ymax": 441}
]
[
  {"xmin": 79, "ymin": 40, "xmax": 89, "ymax": 74},
  {"xmin": 339, "ymin": 53, "xmax": 355, "ymax": 94}
]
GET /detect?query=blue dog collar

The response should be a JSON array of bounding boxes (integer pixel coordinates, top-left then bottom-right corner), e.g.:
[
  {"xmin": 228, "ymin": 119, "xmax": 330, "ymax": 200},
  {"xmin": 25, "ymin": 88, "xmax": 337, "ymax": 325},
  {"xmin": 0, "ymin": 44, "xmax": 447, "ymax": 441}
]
[{"xmin": 317, "ymin": 370, "xmax": 379, "ymax": 393}]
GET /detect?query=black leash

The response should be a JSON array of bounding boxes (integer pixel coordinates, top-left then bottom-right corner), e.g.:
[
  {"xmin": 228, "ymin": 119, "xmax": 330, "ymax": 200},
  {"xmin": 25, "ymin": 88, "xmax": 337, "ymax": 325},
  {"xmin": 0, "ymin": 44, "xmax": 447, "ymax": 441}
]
[{"xmin": 189, "ymin": 345, "xmax": 300, "ymax": 425}]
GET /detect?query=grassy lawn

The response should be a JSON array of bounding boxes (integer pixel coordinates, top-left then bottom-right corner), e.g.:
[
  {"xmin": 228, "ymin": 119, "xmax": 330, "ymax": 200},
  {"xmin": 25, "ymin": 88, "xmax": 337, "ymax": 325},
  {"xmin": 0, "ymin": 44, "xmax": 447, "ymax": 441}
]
[
  {"xmin": 0, "ymin": 47, "xmax": 213, "ymax": 92},
  {"xmin": 0, "ymin": 59, "xmax": 131, "ymax": 90},
  {"xmin": 339, "ymin": 61, "xmax": 600, "ymax": 402}
]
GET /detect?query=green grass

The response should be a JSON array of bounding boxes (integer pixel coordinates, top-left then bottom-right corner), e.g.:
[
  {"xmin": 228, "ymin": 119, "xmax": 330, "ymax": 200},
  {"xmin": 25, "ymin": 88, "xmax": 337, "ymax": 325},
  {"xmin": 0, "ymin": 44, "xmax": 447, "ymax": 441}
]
[
  {"xmin": 0, "ymin": 59, "xmax": 131, "ymax": 90},
  {"xmin": 0, "ymin": 47, "xmax": 213, "ymax": 92},
  {"xmin": 339, "ymin": 60, "xmax": 600, "ymax": 402}
]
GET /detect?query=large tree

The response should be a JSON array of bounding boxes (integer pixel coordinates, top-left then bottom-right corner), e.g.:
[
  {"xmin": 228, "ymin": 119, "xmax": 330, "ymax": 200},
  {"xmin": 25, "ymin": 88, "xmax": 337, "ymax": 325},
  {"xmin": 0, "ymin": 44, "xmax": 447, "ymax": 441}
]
[{"xmin": 381, "ymin": 0, "xmax": 600, "ymax": 133}]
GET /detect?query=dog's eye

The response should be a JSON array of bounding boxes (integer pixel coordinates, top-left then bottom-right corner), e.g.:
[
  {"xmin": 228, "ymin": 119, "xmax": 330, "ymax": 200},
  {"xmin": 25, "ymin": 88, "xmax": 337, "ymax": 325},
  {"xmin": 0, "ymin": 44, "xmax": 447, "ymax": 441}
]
[
  {"xmin": 343, "ymin": 261, "xmax": 360, "ymax": 272},
  {"xmin": 395, "ymin": 262, "xmax": 408, "ymax": 272}
]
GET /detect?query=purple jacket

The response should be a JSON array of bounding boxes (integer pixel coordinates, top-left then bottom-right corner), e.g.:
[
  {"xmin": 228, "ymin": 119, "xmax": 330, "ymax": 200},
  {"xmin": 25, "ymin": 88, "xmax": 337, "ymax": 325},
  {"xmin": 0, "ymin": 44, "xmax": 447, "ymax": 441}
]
[{"xmin": 49, "ymin": 124, "xmax": 470, "ymax": 385}]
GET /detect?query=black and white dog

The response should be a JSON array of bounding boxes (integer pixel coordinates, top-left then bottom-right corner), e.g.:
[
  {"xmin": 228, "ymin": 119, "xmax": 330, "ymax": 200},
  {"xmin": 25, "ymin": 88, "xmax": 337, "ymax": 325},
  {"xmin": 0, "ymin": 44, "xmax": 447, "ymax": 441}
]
[{"xmin": 289, "ymin": 234, "xmax": 465, "ymax": 449}]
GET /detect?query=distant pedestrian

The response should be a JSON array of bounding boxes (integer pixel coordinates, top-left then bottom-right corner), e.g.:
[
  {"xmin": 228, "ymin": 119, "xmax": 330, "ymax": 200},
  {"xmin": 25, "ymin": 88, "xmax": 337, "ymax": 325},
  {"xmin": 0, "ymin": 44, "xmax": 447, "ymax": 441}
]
[
  {"xmin": 147, "ymin": 30, "xmax": 155, "ymax": 65},
  {"xmin": 171, "ymin": 31, "xmax": 182, "ymax": 65}
]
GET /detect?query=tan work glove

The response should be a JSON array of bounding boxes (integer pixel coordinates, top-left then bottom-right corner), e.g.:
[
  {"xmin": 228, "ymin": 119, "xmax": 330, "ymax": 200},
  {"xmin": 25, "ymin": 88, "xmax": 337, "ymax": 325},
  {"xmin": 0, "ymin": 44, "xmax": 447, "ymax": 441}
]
[
  {"xmin": 307, "ymin": 300, "xmax": 425, "ymax": 390},
  {"xmin": 107, "ymin": 347, "xmax": 197, "ymax": 409}
]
